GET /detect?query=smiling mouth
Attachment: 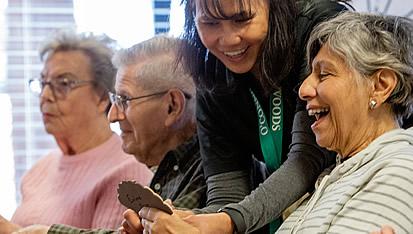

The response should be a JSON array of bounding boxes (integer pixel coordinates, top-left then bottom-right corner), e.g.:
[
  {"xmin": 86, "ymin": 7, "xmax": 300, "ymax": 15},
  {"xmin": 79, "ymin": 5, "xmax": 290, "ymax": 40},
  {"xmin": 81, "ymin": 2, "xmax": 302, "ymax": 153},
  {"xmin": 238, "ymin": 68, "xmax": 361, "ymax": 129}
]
[
  {"xmin": 308, "ymin": 107, "xmax": 330, "ymax": 121},
  {"xmin": 223, "ymin": 47, "xmax": 248, "ymax": 58}
]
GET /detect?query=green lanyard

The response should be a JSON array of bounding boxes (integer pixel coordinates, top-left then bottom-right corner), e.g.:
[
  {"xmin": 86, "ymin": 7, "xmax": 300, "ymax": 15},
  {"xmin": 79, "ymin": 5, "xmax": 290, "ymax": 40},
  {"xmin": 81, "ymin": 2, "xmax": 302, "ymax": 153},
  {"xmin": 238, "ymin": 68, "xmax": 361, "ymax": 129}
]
[
  {"xmin": 249, "ymin": 89, "xmax": 283, "ymax": 172},
  {"xmin": 250, "ymin": 88, "xmax": 284, "ymax": 233}
]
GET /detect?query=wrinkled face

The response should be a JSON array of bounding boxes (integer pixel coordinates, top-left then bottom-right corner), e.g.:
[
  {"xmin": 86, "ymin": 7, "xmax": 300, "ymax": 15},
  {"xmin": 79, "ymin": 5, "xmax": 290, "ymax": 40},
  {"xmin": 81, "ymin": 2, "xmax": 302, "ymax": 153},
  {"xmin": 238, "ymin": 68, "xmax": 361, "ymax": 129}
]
[
  {"xmin": 194, "ymin": 0, "xmax": 269, "ymax": 74},
  {"xmin": 108, "ymin": 63, "xmax": 168, "ymax": 167},
  {"xmin": 299, "ymin": 45, "xmax": 371, "ymax": 156},
  {"xmin": 40, "ymin": 50, "xmax": 103, "ymax": 138}
]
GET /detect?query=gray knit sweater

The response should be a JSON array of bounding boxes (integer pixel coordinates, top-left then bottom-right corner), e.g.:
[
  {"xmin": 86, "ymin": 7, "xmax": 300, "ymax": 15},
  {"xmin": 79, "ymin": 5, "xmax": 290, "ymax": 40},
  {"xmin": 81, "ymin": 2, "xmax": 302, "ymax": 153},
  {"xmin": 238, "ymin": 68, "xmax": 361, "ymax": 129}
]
[{"xmin": 277, "ymin": 127, "xmax": 413, "ymax": 234}]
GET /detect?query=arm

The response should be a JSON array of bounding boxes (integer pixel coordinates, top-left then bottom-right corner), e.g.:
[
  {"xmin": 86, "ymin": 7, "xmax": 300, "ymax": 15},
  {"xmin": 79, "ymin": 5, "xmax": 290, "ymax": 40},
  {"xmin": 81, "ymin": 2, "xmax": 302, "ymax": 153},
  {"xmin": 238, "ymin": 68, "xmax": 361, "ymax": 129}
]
[
  {"xmin": 193, "ymin": 171, "xmax": 252, "ymax": 214},
  {"xmin": 191, "ymin": 91, "xmax": 258, "ymax": 214},
  {"xmin": 0, "ymin": 215, "xmax": 20, "ymax": 234},
  {"xmin": 222, "ymin": 110, "xmax": 334, "ymax": 233}
]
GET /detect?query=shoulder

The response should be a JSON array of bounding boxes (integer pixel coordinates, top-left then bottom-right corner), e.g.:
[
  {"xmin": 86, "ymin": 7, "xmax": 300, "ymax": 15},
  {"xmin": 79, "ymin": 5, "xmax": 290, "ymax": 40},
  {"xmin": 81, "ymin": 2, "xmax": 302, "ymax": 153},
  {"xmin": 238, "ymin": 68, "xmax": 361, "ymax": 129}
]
[
  {"xmin": 365, "ymin": 141, "xmax": 413, "ymax": 187},
  {"xmin": 97, "ymin": 145, "xmax": 153, "ymax": 185},
  {"xmin": 295, "ymin": 0, "xmax": 349, "ymax": 38},
  {"xmin": 196, "ymin": 78, "xmax": 252, "ymax": 121},
  {"xmin": 298, "ymin": 0, "xmax": 349, "ymax": 20},
  {"xmin": 23, "ymin": 150, "xmax": 60, "ymax": 174}
]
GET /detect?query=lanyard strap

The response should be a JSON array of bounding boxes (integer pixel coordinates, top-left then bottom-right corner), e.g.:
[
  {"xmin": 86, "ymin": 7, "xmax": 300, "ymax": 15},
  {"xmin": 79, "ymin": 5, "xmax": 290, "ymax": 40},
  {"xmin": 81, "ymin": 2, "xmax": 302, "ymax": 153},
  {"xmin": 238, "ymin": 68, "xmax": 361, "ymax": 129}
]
[
  {"xmin": 250, "ymin": 89, "xmax": 284, "ymax": 233},
  {"xmin": 249, "ymin": 89, "xmax": 283, "ymax": 172}
]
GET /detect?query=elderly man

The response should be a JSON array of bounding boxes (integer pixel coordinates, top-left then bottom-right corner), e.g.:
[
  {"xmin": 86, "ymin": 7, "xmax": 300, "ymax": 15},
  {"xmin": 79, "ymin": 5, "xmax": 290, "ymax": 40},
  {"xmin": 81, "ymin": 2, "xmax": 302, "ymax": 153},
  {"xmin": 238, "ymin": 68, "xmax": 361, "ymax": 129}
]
[{"xmin": 2, "ymin": 35, "xmax": 205, "ymax": 234}]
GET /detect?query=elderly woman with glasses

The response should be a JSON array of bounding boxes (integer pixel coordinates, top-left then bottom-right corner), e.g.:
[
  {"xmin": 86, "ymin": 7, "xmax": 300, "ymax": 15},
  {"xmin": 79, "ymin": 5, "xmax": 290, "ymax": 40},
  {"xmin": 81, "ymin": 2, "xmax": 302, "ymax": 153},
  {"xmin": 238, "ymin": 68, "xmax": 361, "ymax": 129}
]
[
  {"xmin": 276, "ymin": 11, "xmax": 413, "ymax": 233},
  {"xmin": 7, "ymin": 30, "xmax": 153, "ymax": 230}
]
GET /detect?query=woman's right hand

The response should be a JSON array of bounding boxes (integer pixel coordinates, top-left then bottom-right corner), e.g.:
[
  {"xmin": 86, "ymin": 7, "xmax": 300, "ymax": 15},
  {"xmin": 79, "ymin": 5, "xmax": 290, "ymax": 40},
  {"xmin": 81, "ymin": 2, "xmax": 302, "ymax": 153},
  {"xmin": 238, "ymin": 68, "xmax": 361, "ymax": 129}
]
[{"xmin": 183, "ymin": 212, "xmax": 234, "ymax": 234}]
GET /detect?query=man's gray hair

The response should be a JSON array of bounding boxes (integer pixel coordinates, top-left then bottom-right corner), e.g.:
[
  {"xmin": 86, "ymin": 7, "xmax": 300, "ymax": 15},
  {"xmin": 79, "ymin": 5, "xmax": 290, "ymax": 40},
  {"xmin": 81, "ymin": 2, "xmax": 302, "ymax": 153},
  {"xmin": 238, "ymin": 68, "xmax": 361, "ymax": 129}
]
[
  {"xmin": 112, "ymin": 35, "xmax": 196, "ymax": 121},
  {"xmin": 40, "ymin": 30, "xmax": 116, "ymax": 94},
  {"xmin": 307, "ymin": 11, "xmax": 413, "ymax": 122}
]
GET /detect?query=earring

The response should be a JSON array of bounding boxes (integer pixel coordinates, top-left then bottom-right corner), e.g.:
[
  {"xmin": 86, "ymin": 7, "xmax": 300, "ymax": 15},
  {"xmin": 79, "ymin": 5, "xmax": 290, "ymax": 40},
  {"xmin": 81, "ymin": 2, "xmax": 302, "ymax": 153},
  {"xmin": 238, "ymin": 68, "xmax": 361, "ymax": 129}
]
[{"xmin": 369, "ymin": 99, "xmax": 377, "ymax": 109}]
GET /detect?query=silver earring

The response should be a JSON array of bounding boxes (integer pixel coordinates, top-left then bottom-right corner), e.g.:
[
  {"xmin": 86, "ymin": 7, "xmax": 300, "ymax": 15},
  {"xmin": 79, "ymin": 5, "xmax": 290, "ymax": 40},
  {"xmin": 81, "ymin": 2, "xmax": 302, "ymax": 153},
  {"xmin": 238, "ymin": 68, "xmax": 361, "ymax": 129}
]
[{"xmin": 369, "ymin": 99, "xmax": 377, "ymax": 109}]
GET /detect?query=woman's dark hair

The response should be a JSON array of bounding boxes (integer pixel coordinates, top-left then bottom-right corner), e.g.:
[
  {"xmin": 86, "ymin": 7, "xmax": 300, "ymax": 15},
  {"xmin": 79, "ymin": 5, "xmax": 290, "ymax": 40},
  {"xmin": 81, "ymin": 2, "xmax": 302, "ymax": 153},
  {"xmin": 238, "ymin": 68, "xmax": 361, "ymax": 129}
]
[{"xmin": 179, "ymin": 0, "xmax": 297, "ymax": 94}]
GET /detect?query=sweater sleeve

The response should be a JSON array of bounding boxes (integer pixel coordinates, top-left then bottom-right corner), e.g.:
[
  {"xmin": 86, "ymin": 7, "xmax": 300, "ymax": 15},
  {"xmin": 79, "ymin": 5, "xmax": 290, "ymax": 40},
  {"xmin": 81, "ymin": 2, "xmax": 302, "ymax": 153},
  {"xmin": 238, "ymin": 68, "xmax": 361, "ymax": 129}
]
[
  {"xmin": 90, "ymin": 160, "xmax": 153, "ymax": 228},
  {"xmin": 48, "ymin": 224, "xmax": 116, "ymax": 234},
  {"xmin": 222, "ymin": 110, "xmax": 335, "ymax": 233}
]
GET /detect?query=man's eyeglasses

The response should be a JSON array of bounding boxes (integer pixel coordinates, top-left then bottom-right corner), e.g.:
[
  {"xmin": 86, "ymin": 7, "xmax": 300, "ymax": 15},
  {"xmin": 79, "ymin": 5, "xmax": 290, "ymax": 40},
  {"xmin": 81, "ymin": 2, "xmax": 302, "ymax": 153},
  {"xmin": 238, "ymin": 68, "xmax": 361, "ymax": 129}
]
[
  {"xmin": 109, "ymin": 90, "xmax": 191, "ymax": 112},
  {"xmin": 29, "ymin": 77, "xmax": 95, "ymax": 99}
]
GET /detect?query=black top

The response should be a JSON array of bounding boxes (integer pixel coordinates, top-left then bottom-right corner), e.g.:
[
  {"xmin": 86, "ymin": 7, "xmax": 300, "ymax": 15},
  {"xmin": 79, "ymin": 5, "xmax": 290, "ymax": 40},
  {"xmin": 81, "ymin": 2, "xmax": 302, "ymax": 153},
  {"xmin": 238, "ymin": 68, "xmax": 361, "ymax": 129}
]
[
  {"xmin": 196, "ymin": 0, "xmax": 349, "ymax": 233},
  {"xmin": 197, "ymin": 0, "xmax": 347, "ymax": 179}
]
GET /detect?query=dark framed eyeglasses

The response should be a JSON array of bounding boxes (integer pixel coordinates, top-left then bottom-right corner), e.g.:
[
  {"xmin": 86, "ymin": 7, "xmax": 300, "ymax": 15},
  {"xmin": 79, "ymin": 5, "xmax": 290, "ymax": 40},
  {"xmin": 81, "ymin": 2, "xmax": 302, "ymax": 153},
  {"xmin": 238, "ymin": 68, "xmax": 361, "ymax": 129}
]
[
  {"xmin": 108, "ymin": 90, "xmax": 191, "ymax": 112},
  {"xmin": 29, "ymin": 77, "xmax": 95, "ymax": 99}
]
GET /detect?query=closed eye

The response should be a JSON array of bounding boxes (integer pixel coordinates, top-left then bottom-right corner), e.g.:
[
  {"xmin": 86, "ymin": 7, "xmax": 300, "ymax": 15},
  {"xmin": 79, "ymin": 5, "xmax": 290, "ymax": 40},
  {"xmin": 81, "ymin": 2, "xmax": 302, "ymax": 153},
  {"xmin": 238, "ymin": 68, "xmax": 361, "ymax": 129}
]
[
  {"xmin": 319, "ymin": 72, "xmax": 332, "ymax": 81},
  {"xmin": 200, "ymin": 21, "xmax": 219, "ymax": 26}
]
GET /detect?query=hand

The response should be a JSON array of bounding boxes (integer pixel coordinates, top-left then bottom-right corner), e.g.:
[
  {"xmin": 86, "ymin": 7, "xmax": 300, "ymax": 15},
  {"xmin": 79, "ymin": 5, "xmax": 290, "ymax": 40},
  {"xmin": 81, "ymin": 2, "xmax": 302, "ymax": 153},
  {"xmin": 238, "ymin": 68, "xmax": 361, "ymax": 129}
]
[
  {"xmin": 139, "ymin": 207, "xmax": 200, "ymax": 234},
  {"xmin": 163, "ymin": 199, "xmax": 194, "ymax": 219},
  {"xmin": 120, "ymin": 209, "xmax": 143, "ymax": 234},
  {"xmin": 11, "ymin": 225, "xmax": 49, "ymax": 234},
  {"xmin": 0, "ymin": 215, "xmax": 21, "ymax": 234},
  {"xmin": 370, "ymin": 225, "xmax": 395, "ymax": 234},
  {"xmin": 184, "ymin": 213, "xmax": 234, "ymax": 234}
]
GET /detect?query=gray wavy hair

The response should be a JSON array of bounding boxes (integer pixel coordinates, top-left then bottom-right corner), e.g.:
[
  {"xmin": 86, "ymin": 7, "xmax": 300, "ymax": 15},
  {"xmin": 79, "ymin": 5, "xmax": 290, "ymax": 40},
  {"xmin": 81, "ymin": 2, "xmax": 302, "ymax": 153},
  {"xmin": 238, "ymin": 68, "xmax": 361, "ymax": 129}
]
[
  {"xmin": 307, "ymin": 11, "xmax": 413, "ymax": 123},
  {"xmin": 39, "ymin": 29, "xmax": 117, "ymax": 95},
  {"xmin": 112, "ymin": 35, "xmax": 196, "ymax": 124}
]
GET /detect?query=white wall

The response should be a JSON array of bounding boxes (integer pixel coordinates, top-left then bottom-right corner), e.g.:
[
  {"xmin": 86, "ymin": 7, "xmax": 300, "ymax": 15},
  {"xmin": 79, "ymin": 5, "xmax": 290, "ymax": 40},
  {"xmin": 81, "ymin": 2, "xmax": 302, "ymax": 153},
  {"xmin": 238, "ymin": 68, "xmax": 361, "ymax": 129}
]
[{"xmin": 351, "ymin": 0, "xmax": 413, "ymax": 18}]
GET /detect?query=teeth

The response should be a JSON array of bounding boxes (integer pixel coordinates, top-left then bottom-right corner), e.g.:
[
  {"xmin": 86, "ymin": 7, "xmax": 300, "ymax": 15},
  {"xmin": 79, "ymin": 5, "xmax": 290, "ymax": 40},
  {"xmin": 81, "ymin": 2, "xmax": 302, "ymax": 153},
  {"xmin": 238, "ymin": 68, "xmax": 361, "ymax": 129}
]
[
  {"xmin": 224, "ymin": 48, "xmax": 247, "ymax": 57},
  {"xmin": 308, "ymin": 108, "xmax": 330, "ymax": 117}
]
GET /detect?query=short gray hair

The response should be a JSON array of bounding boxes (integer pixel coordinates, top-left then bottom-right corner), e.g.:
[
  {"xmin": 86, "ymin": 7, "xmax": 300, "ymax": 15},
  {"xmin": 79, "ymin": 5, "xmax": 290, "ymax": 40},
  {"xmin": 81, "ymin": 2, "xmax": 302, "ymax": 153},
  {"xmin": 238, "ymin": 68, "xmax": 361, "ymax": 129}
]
[
  {"xmin": 40, "ymin": 30, "xmax": 116, "ymax": 94},
  {"xmin": 307, "ymin": 11, "xmax": 413, "ymax": 122},
  {"xmin": 112, "ymin": 35, "xmax": 196, "ymax": 120}
]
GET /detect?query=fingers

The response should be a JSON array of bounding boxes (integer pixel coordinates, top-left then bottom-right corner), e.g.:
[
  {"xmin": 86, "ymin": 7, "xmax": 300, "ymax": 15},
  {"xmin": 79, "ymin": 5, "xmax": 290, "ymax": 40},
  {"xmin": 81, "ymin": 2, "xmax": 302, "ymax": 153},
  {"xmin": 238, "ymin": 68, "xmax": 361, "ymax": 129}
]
[
  {"xmin": 164, "ymin": 199, "xmax": 175, "ymax": 210},
  {"xmin": 139, "ymin": 207, "xmax": 171, "ymax": 233},
  {"xmin": 123, "ymin": 209, "xmax": 143, "ymax": 234},
  {"xmin": 139, "ymin": 207, "xmax": 157, "ymax": 222},
  {"xmin": 140, "ymin": 218, "xmax": 153, "ymax": 233},
  {"xmin": 370, "ymin": 225, "xmax": 395, "ymax": 234},
  {"xmin": 380, "ymin": 225, "xmax": 395, "ymax": 234}
]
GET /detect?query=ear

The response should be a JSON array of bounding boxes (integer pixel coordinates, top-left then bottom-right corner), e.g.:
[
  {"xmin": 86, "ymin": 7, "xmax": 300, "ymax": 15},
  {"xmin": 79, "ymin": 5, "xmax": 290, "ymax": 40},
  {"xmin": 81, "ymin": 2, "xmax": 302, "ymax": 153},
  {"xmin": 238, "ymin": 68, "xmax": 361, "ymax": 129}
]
[
  {"xmin": 164, "ymin": 89, "xmax": 186, "ymax": 127},
  {"xmin": 370, "ymin": 69, "xmax": 398, "ymax": 108}
]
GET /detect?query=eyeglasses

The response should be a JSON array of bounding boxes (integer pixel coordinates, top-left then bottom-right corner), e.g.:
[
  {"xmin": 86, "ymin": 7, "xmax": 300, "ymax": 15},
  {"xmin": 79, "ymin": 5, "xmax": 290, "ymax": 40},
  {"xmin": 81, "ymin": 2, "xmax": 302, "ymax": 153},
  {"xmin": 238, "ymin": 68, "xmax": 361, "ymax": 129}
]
[
  {"xmin": 109, "ymin": 90, "xmax": 191, "ymax": 112},
  {"xmin": 29, "ymin": 77, "xmax": 95, "ymax": 99}
]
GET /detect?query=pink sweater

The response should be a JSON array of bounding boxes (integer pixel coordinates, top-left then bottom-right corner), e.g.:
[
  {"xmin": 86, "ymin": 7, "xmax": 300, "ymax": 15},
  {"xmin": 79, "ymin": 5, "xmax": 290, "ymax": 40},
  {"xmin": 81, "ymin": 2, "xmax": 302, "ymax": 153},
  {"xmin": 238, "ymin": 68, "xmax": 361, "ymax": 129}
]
[{"xmin": 11, "ymin": 134, "xmax": 153, "ymax": 229}]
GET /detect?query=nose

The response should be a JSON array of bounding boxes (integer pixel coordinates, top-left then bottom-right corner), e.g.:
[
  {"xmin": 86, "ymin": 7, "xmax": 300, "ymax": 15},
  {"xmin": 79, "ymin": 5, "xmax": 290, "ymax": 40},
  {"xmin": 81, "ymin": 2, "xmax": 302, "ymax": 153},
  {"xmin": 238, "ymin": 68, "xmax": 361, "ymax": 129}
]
[
  {"xmin": 218, "ymin": 22, "xmax": 242, "ymax": 46},
  {"xmin": 107, "ymin": 103, "xmax": 125, "ymax": 123},
  {"xmin": 299, "ymin": 73, "xmax": 318, "ymax": 101},
  {"xmin": 39, "ymin": 83, "xmax": 55, "ymax": 102}
]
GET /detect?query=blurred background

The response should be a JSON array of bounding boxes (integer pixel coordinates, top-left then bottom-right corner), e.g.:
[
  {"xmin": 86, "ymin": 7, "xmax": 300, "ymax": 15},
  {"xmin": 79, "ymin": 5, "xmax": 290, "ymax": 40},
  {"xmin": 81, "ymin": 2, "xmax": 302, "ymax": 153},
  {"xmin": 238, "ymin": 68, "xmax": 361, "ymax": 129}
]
[{"xmin": 0, "ymin": 0, "xmax": 412, "ymax": 219}]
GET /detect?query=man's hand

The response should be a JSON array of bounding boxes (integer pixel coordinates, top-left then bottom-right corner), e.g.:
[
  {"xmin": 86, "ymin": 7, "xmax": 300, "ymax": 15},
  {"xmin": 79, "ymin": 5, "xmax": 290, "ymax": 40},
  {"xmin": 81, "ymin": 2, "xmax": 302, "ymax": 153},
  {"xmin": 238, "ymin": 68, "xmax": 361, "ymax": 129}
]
[
  {"xmin": 0, "ymin": 215, "xmax": 21, "ymax": 234},
  {"xmin": 139, "ymin": 206, "xmax": 200, "ymax": 234},
  {"xmin": 120, "ymin": 209, "xmax": 143, "ymax": 234}
]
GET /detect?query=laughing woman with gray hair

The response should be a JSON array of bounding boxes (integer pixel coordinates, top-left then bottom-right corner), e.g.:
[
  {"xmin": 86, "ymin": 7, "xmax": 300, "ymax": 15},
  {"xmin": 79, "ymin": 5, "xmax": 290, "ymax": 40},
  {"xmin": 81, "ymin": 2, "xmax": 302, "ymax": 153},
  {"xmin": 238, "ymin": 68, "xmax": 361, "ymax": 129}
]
[{"xmin": 277, "ymin": 11, "xmax": 413, "ymax": 234}]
